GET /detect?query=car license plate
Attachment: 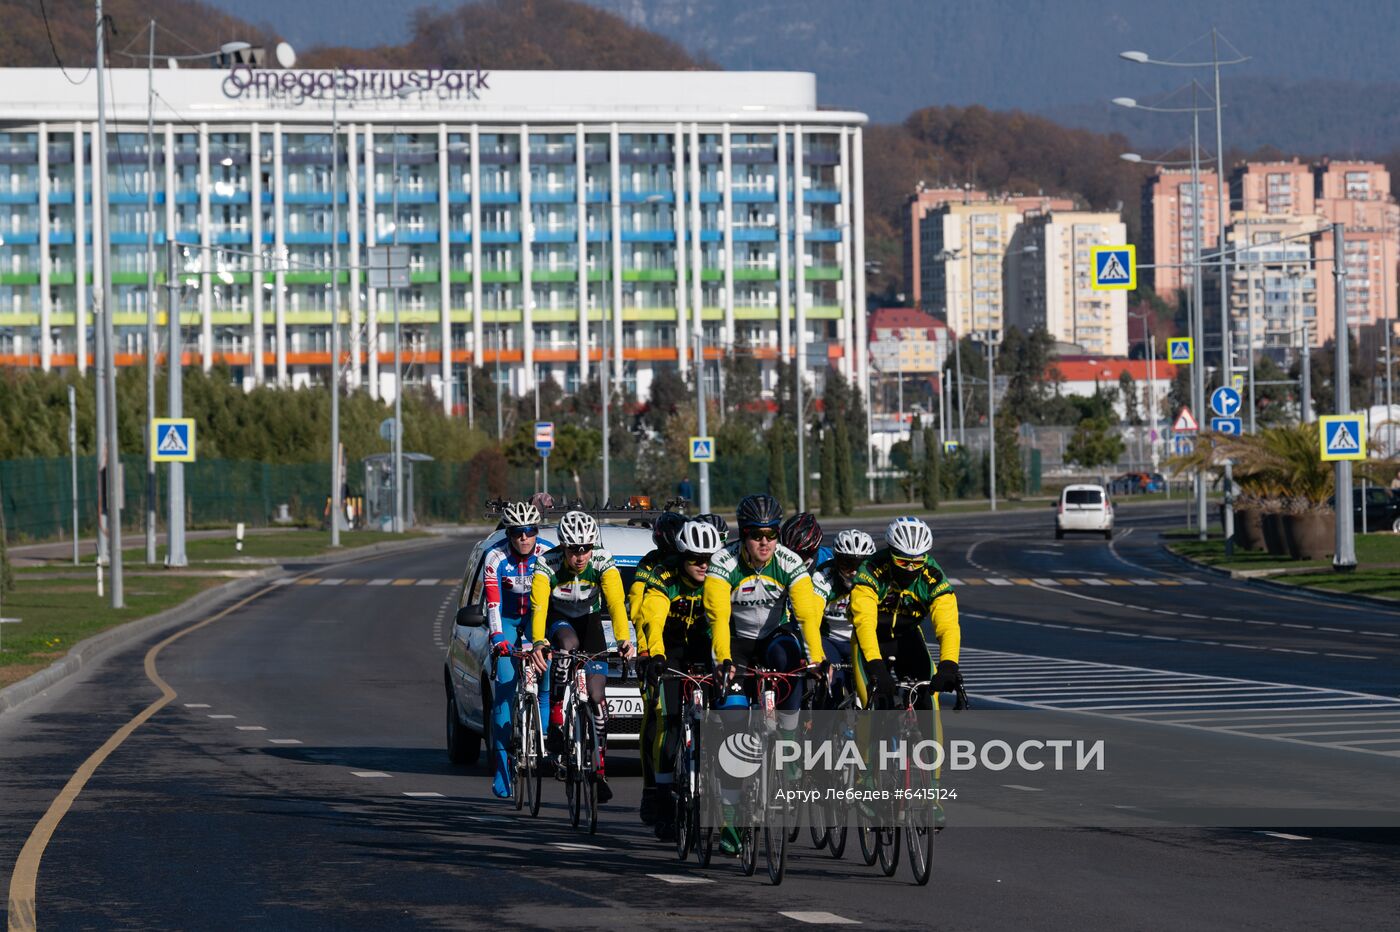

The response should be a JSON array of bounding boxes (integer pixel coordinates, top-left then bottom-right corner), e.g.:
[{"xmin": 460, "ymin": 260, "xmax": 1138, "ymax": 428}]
[{"xmin": 609, "ymin": 695, "xmax": 645, "ymax": 717}]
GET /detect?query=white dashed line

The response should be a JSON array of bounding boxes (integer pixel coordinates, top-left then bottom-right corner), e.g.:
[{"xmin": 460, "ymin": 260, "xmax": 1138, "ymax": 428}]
[
  {"xmin": 415, "ymin": 578, "xmax": 440, "ymax": 586},
  {"xmin": 352, "ymin": 771, "xmax": 392, "ymax": 778},
  {"xmin": 368, "ymin": 578, "xmax": 392, "ymax": 586},
  {"xmin": 987, "ymin": 578, "xmax": 1014, "ymax": 586},
  {"xmin": 1002, "ymin": 784, "xmax": 1042, "ymax": 792},
  {"xmin": 268, "ymin": 738, "xmax": 303, "ymax": 745},
  {"xmin": 646, "ymin": 874, "xmax": 714, "ymax": 884},
  {"xmin": 183, "ymin": 703, "xmax": 211, "ymax": 708},
  {"xmin": 779, "ymin": 912, "xmax": 861, "ymax": 925},
  {"xmin": 271, "ymin": 578, "xmax": 295, "ymax": 586},
  {"xmin": 1257, "ymin": 831, "xmax": 1310, "ymax": 841},
  {"xmin": 319, "ymin": 578, "xmax": 345, "ymax": 586},
  {"xmin": 553, "ymin": 842, "xmax": 605, "ymax": 851},
  {"xmin": 403, "ymin": 791, "xmax": 445, "ymax": 798},
  {"xmin": 208, "ymin": 714, "xmax": 236, "ymax": 719},
  {"xmin": 235, "ymin": 725, "xmax": 267, "ymax": 731}
]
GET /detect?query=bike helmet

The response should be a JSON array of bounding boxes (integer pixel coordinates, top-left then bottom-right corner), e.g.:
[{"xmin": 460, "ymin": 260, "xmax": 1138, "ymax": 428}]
[
  {"xmin": 832, "ymin": 529, "xmax": 877, "ymax": 558},
  {"xmin": 885, "ymin": 516, "xmax": 934, "ymax": 558},
  {"xmin": 651, "ymin": 511, "xmax": 688, "ymax": 553},
  {"xmin": 676, "ymin": 520, "xmax": 723, "ymax": 558},
  {"xmin": 501, "ymin": 500, "xmax": 541, "ymax": 530},
  {"xmin": 779, "ymin": 512, "xmax": 824, "ymax": 562},
  {"xmin": 557, "ymin": 510, "xmax": 599, "ymax": 547},
  {"xmin": 529, "ymin": 491, "xmax": 555, "ymax": 511},
  {"xmin": 696, "ymin": 512, "xmax": 730, "ymax": 544},
  {"xmin": 736, "ymin": 493, "xmax": 783, "ymax": 530}
]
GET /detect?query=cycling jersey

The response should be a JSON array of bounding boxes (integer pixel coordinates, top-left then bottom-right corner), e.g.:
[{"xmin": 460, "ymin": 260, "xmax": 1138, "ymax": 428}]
[
  {"xmin": 638, "ymin": 557, "xmax": 710, "ymax": 661},
  {"xmin": 848, "ymin": 548, "xmax": 961, "ymax": 666},
  {"xmin": 704, "ymin": 541, "xmax": 825, "ymax": 664},
  {"xmin": 529, "ymin": 545, "xmax": 630, "ymax": 644},
  {"xmin": 629, "ymin": 548, "xmax": 668, "ymax": 636},
  {"xmin": 483, "ymin": 539, "xmax": 551, "ymax": 638},
  {"xmin": 810, "ymin": 559, "xmax": 855, "ymax": 643}
]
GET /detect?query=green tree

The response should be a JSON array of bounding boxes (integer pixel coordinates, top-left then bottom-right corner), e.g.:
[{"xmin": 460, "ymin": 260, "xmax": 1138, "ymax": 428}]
[
  {"xmin": 1119, "ymin": 372, "xmax": 1142, "ymax": 426},
  {"xmin": 820, "ymin": 428, "xmax": 838, "ymax": 517},
  {"xmin": 1065, "ymin": 417, "xmax": 1126, "ymax": 471},
  {"xmin": 766, "ymin": 421, "xmax": 790, "ymax": 507},
  {"xmin": 551, "ymin": 422, "xmax": 602, "ymax": 502},
  {"xmin": 921, "ymin": 428, "xmax": 941, "ymax": 510},
  {"xmin": 834, "ymin": 417, "xmax": 856, "ymax": 515},
  {"xmin": 993, "ymin": 410, "xmax": 1025, "ymax": 497}
]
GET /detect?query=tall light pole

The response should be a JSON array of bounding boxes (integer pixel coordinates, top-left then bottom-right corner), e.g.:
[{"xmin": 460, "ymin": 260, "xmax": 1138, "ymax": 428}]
[
  {"xmin": 95, "ymin": 0, "xmax": 123, "ymax": 607},
  {"xmin": 1333, "ymin": 222, "xmax": 1356, "ymax": 571},
  {"xmin": 164, "ymin": 240, "xmax": 186, "ymax": 567},
  {"xmin": 934, "ymin": 248, "xmax": 967, "ymax": 444}
]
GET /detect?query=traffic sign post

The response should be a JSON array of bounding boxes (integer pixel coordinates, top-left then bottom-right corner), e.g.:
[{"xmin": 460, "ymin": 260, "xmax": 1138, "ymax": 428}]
[
  {"xmin": 1320, "ymin": 414, "xmax": 1366, "ymax": 462},
  {"xmin": 1173, "ymin": 435, "xmax": 1194, "ymax": 456},
  {"xmin": 1172, "ymin": 407, "xmax": 1199, "ymax": 433},
  {"xmin": 151, "ymin": 419, "xmax": 196, "ymax": 463},
  {"xmin": 689, "ymin": 436, "xmax": 716, "ymax": 463},
  {"xmin": 1090, "ymin": 245, "xmax": 1136, "ymax": 290},
  {"xmin": 1210, "ymin": 386, "xmax": 1242, "ymax": 419},
  {"xmin": 1167, "ymin": 338, "xmax": 1194, "ymax": 365},
  {"xmin": 534, "ymin": 421, "xmax": 554, "ymax": 496}
]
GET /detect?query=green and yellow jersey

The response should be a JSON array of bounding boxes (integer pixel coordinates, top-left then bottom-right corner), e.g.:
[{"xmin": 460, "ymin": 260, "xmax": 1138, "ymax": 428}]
[
  {"xmin": 529, "ymin": 545, "xmax": 630, "ymax": 644},
  {"xmin": 637, "ymin": 557, "xmax": 709, "ymax": 660},
  {"xmin": 703, "ymin": 541, "xmax": 825, "ymax": 664},
  {"xmin": 848, "ymin": 548, "xmax": 961, "ymax": 665}
]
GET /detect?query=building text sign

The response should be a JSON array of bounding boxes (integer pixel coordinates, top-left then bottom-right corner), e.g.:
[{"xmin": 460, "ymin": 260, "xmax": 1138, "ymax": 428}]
[{"xmin": 223, "ymin": 66, "xmax": 492, "ymax": 104}]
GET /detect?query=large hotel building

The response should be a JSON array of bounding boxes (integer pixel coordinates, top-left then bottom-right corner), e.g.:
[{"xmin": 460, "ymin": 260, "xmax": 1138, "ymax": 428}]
[{"xmin": 0, "ymin": 67, "xmax": 870, "ymax": 409}]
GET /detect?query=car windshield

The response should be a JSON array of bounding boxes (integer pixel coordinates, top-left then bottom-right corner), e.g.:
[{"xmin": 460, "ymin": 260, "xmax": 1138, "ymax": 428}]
[{"xmin": 1066, "ymin": 490, "xmax": 1103, "ymax": 505}]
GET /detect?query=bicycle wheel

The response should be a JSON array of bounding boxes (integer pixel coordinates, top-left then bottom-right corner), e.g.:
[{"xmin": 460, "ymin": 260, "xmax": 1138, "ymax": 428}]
[
  {"xmin": 906, "ymin": 807, "xmax": 934, "ymax": 886},
  {"xmin": 510, "ymin": 708, "xmax": 525, "ymax": 812},
  {"xmin": 828, "ymin": 823, "xmax": 848, "ymax": 860},
  {"xmin": 575, "ymin": 708, "xmax": 599, "ymax": 834},
  {"xmin": 524, "ymin": 700, "xmax": 543, "ymax": 818},
  {"xmin": 674, "ymin": 723, "xmax": 694, "ymax": 859},
  {"xmin": 878, "ymin": 826, "xmax": 901, "ymax": 877},
  {"xmin": 565, "ymin": 707, "xmax": 582, "ymax": 828},
  {"xmin": 739, "ymin": 827, "xmax": 758, "ymax": 876}
]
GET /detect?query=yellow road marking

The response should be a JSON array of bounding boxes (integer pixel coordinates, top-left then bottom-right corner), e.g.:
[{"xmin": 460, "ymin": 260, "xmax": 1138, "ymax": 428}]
[
  {"xmin": 1105, "ymin": 578, "xmax": 1133, "ymax": 586},
  {"xmin": 1010, "ymin": 578, "xmax": 1034, "ymax": 586},
  {"xmin": 962, "ymin": 578, "xmax": 987, "ymax": 585},
  {"xmin": 296, "ymin": 578, "xmax": 319, "ymax": 586},
  {"xmin": 1060, "ymin": 579, "xmax": 1083, "ymax": 586},
  {"xmin": 1155, "ymin": 579, "xmax": 1182, "ymax": 586},
  {"xmin": 392, "ymin": 578, "xmax": 416, "ymax": 586}
]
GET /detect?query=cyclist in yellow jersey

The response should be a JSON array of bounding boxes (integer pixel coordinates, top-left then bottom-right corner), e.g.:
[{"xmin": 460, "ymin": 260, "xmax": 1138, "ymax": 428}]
[
  {"xmin": 529, "ymin": 510, "xmax": 634, "ymax": 803},
  {"xmin": 848, "ymin": 516, "xmax": 962, "ymax": 710},
  {"xmin": 629, "ymin": 510, "xmax": 686, "ymax": 826},
  {"xmin": 636, "ymin": 519, "xmax": 722, "ymax": 842}
]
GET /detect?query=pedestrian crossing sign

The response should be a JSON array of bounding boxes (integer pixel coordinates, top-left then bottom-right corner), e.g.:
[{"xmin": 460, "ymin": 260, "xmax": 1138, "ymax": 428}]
[
  {"xmin": 151, "ymin": 418, "xmax": 196, "ymax": 463},
  {"xmin": 1167, "ymin": 337, "xmax": 1194, "ymax": 365},
  {"xmin": 1090, "ymin": 245, "xmax": 1136, "ymax": 290},
  {"xmin": 689, "ymin": 436, "xmax": 716, "ymax": 463},
  {"xmin": 1319, "ymin": 414, "xmax": 1366, "ymax": 461}
]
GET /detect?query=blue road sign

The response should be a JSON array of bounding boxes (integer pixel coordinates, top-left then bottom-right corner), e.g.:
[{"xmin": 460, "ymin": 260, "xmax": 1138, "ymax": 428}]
[
  {"xmin": 1173, "ymin": 435, "xmax": 1194, "ymax": 456},
  {"xmin": 1211, "ymin": 417, "xmax": 1243, "ymax": 436},
  {"xmin": 151, "ymin": 418, "xmax": 196, "ymax": 463},
  {"xmin": 1320, "ymin": 415, "xmax": 1366, "ymax": 461},
  {"xmin": 1090, "ymin": 245, "xmax": 1136, "ymax": 290},
  {"xmin": 1210, "ymin": 386, "xmax": 1242, "ymax": 418},
  {"xmin": 1167, "ymin": 337, "xmax": 1194, "ymax": 364},
  {"xmin": 534, "ymin": 421, "xmax": 554, "ymax": 453},
  {"xmin": 689, "ymin": 436, "xmax": 716, "ymax": 463}
]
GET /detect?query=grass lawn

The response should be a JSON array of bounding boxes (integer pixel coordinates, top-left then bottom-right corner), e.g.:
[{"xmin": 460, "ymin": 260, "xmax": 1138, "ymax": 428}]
[
  {"xmin": 1167, "ymin": 533, "xmax": 1400, "ymax": 601},
  {"xmin": 0, "ymin": 575, "xmax": 227, "ymax": 689},
  {"xmin": 20, "ymin": 529, "xmax": 425, "ymax": 569},
  {"xmin": 1272, "ymin": 569, "xmax": 1400, "ymax": 601}
]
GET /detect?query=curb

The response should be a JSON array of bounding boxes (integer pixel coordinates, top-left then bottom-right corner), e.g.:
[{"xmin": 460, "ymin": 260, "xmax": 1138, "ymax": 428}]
[
  {"xmin": 0, "ymin": 533, "xmax": 456, "ymax": 717},
  {"xmin": 1158, "ymin": 540, "xmax": 1400, "ymax": 611}
]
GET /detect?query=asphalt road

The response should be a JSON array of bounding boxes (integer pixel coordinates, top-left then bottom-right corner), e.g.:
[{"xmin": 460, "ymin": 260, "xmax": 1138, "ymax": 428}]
[{"xmin": 3, "ymin": 504, "xmax": 1399, "ymax": 930}]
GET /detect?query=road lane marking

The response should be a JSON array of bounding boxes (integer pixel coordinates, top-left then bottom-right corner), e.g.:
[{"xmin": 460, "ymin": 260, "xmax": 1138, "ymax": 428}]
[
  {"xmin": 295, "ymin": 578, "xmax": 319, "ymax": 586},
  {"xmin": 318, "ymin": 578, "xmax": 345, "ymax": 586},
  {"xmin": 268, "ymin": 739, "xmax": 303, "ymax": 745},
  {"xmin": 271, "ymin": 578, "xmax": 295, "ymax": 586},
  {"xmin": 183, "ymin": 703, "xmax": 210, "ymax": 708},
  {"xmin": 987, "ymin": 578, "xmax": 1013, "ymax": 586},
  {"xmin": 646, "ymin": 874, "xmax": 714, "ymax": 884},
  {"xmin": 392, "ymin": 579, "xmax": 416, "ymax": 586},
  {"xmin": 404, "ymin": 791, "xmax": 445, "ymax": 798},
  {"xmin": 1002, "ymin": 784, "xmax": 1042, "ymax": 792},
  {"xmin": 352, "ymin": 771, "xmax": 391, "ymax": 778},
  {"xmin": 235, "ymin": 725, "xmax": 266, "ymax": 731},
  {"xmin": 415, "ymin": 578, "xmax": 440, "ymax": 586},
  {"xmin": 207, "ymin": 714, "xmax": 236, "ymax": 719},
  {"xmin": 553, "ymin": 842, "xmax": 605, "ymax": 850},
  {"xmin": 780, "ymin": 912, "xmax": 860, "ymax": 925},
  {"xmin": 1257, "ymin": 832, "xmax": 1310, "ymax": 841},
  {"xmin": 368, "ymin": 578, "xmax": 392, "ymax": 586}
]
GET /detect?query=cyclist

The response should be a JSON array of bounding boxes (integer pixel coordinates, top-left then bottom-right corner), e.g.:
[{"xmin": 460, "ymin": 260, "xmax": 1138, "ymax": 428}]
[
  {"xmin": 636, "ymin": 519, "xmax": 723, "ymax": 841},
  {"xmin": 811, "ymin": 528, "xmax": 877, "ymax": 706},
  {"xmin": 530, "ymin": 510, "xmax": 635, "ymax": 804},
  {"xmin": 848, "ymin": 516, "xmax": 961, "ymax": 711},
  {"xmin": 482, "ymin": 501, "xmax": 550, "ymax": 799},
  {"xmin": 695, "ymin": 512, "xmax": 731, "ymax": 545},
  {"xmin": 778, "ymin": 512, "xmax": 824, "ymax": 570},
  {"xmin": 630, "ymin": 510, "xmax": 687, "ymax": 825}
]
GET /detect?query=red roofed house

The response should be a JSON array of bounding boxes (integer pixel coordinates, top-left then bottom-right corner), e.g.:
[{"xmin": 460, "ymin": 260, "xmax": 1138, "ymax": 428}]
[
  {"xmin": 869, "ymin": 307, "xmax": 952, "ymax": 378},
  {"xmin": 1044, "ymin": 356, "xmax": 1173, "ymax": 424}
]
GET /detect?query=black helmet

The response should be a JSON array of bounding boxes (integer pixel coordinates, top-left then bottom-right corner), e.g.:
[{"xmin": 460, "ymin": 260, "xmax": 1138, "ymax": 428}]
[
  {"xmin": 651, "ymin": 511, "xmax": 688, "ymax": 553},
  {"xmin": 736, "ymin": 494, "xmax": 783, "ymax": 530},
  {"xmin": 780, "ymin": 512, "xmax": 824, "ymax": 562},
  {"xmin": 696, "ymin": 512, "xmax": 730, "ymax": 544}
]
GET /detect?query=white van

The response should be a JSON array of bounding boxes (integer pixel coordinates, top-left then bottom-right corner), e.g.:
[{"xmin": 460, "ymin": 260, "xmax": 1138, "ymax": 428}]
[{"xmin": 1055, "ymin": 484, "xmax": 1114, "ymax": 540}]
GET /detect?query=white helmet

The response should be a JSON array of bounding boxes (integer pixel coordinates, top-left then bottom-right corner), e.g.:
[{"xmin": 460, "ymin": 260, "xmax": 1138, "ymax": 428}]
[
  {"xmin": 885, "ymin": 516, "xmax": 933, "ymax": 558},
  {"xmin": 557, "ymin": 510, "xmax": 599, "ymax": 547},
  {"xmin": 833, "ymin": 529, "xmax": 877, "ymax": 558},
  {"xmin": 501, "ymin": 501, "xmax": 541, "ymax": 529},
  {"xmin": 676, "ymin": 520, "xmax": 723, "ymax": 558}
]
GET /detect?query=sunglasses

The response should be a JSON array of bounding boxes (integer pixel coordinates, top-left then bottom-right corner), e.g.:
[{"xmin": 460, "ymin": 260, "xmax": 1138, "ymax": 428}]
[
  {"xmin": 565, "ymin": 544, "xmax": 594, "ymax": 556},
  {"xmin": 743, "ymin": 528, "xmax": 779, "ymax": 542},
  {"xmin": 892, "ymin": 554, "xmax": 926, "ymax": 570},
  {"xmin": 507, "ymin": 526, "xmax": 539, "ymax": 537},
  {"xmin": 684, "ymin": 555, "xmax": 712, "ymax": 566},
  {"xmin": 836, "ymin": 557, "xmax": 865, "ymax": 572}
]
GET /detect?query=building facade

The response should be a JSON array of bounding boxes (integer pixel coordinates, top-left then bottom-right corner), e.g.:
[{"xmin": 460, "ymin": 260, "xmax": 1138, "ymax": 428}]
[
  {"xmin": 0, "ymin": 67, "xmax": 869, "ymax": 408},
  {"xmin": 1008, "ymin": 210, "xmax": 1128, "ymax": 357},
  {"xmin": 868, "ymin": 306, "xmax": 949, "ymax": 376},
  {"xmin": 1140, "ymin": 166, "xmax": 1223, "ymax": 297}
]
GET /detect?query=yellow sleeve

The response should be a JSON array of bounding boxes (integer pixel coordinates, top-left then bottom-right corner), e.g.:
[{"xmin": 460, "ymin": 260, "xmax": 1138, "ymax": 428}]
[
  {"xmin": 703, "ymin": 574, "xmax": 734, "ymax": 663},
  {"xmin": 628, "ymin": 577, "xmax": 647, "ymax": 628},
  {"xmin": 639, "ymin": 588, "xmax": 672, "ymax": 657},
  {"xmin": 601, "ymin": 566, "xmax": 630, "ymax": 644},
  {"xmin": 849, "ymin": 583, "xmax": 882, "ymax": 664},
  {"xmin": 930, "ymin": 592, "xmax": 961, "ymax": 664},
  {"xmin": 530, "ymin": 572, "xmax": 552, "ymax": 643},
  {"xmin": 787, "ymin": 576, "xmax": 826, "ymax": 665}
]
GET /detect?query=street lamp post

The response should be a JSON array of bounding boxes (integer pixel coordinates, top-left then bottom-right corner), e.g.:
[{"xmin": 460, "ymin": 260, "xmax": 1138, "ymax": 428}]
[
  {"xmin": 95, "ymin": 0, "xmax": 123, "ymax": 607},
  {"xmin": 1333, "ymin": 222, "xmax": 1357, "ymax": 571}
]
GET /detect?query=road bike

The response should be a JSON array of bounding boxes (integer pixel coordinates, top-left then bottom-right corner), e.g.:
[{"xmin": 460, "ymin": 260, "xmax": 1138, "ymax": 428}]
[
  {"xmin": 800, "ymin": 662, "xmax": 856, "ymax": 859},
  {"xmin": 503, "ymin": 648, "xmax": 544, "ymax": 817},
  {"xmin": 660, "ymin": 666, "xmax": 716, "ymax": 865},
  {"xmin": 730, "ymin": 665, "xmax": 805, "ymax": 885},
  {"xmin": 548, "ymin": 648, "xmax": 617, "ymax": 834}
]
